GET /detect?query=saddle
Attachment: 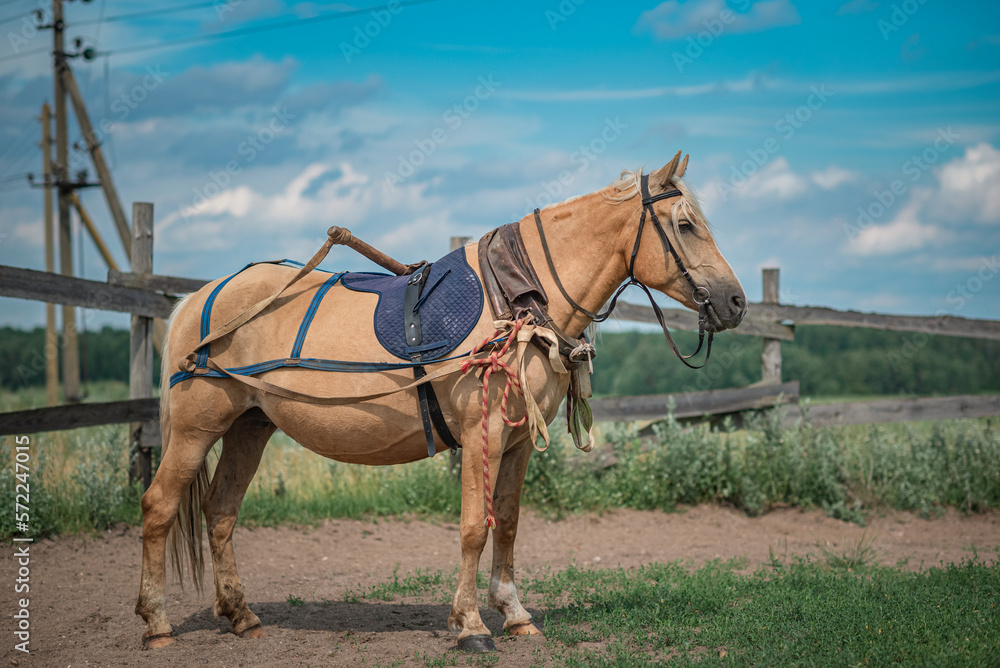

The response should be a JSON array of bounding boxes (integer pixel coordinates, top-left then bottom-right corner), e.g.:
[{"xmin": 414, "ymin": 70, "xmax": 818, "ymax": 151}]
[
  {"xmin": 340, "ymin": 247, "xmax": 483, "ymax": 362},
  {"xmin": 341, "ymin": 246, "xmax": 483, "ymax": 458}
]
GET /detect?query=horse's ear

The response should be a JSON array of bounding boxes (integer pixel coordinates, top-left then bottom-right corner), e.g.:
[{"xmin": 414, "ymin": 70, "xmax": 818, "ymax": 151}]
[
  {"xmin": 650, "ymin": 150, "xmax": 683, "ymax": 190},
  {"xmin": 676, "ymin": 153, "xmax": 689, "ymax": 179}
]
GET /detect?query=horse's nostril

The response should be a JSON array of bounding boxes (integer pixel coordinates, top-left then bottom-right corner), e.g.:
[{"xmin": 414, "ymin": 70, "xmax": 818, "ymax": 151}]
[{"xmin": 731, "ymin": 294, "xmax": 745, "ymax": 310}]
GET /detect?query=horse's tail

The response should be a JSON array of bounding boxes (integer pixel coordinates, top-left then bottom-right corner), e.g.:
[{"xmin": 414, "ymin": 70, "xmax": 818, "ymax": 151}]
[{"xmin": 161, "ymin": 293, "xmax": 210, "ymax": 593}]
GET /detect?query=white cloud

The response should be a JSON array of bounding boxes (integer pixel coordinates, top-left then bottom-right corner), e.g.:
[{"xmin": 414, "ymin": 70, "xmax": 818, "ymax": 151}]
[
  {"xmin": 850, "ymin": 195, "xmax": 943, "ymax": 256},
  {"xmin": 636, "ymin": 0, "xmax": 800, "ymax": 40},
  {"xmin": 811, "ymin": 165, "xmax": 859, "ymax": 190},
  {"xmin": 935, "ymin": 143, "xmax": 1000, "ymax": 224},
  {"xmin": 503, "ymin": 72, "xmax": 775, "ymax": 102},
  {"xmin": 741, "ymin": 158, "xmax": 809, "ymax": 200}
]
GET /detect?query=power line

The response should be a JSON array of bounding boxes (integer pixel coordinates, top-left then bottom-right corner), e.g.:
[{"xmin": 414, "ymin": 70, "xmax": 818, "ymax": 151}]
[
  {"xmin": 0, "ymin": 171, "xmax": 31, "ymax": 184},
  {"xmin": 74, "ymin": 0, "xmax": 253, "ymax": 27},
  {"xmin": 99, "ymin": 0, "xmax": 442, "ymax": 57},
  {"xmin": 0, "ymin": 9, "xmax": 31, "ymax": 26},
  {"xmin": 0, "ymin": 45, "xmax": 48, "ymax": 64},
  {"xmin": 0, "ymin": 0, "xmax": 31, "ymax": 9}
]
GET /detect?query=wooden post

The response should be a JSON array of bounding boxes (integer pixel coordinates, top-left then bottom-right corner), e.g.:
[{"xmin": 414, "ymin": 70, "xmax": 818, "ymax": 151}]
[
  {"xmin": 52, "ymin": 0, "xmax": 80, "ymax": 402},
  {"xmin": 41, "ymin": 103, "xmax": 59, "ymax": 406},
  {"xmin": 761, "ymin": 268, "xmax": 782, "ymax": 385},
  {"xmin": 129, "ymin": 203, "xmax": 155, "ymax": 488},
  {"xmin": 448, "ymin": 236, "xmax": 471, "ymax": 476}
]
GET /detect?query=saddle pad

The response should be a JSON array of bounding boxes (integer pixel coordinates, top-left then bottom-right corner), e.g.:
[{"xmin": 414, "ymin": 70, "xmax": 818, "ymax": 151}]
[{"xmin": 340, "ymin": 246, "xmax": 484, "ymax": 361}]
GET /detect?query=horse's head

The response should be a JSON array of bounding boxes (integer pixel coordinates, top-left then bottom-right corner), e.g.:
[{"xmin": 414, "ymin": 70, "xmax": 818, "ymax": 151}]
[{"xmin": 628, "ymin": 151, "xmax": 747, "ymax": 333}]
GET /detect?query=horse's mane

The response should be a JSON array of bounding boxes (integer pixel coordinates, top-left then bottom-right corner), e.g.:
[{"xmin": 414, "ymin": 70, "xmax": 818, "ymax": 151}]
[{"xmin": 605, "ymin": 169, "xmax": 713, "ymax": 259}]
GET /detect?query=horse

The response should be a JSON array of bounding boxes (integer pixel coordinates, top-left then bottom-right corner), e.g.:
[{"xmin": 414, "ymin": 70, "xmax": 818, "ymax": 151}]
[{"xmin": 135, "ymin": 151, "xmax": 748, "ymax": 652}]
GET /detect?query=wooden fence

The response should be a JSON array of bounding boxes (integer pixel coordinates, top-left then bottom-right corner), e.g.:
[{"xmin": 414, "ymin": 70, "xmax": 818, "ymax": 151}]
[{"xmin": 3, "ymin": 223, "xmax": 1000, "ymax": 488}]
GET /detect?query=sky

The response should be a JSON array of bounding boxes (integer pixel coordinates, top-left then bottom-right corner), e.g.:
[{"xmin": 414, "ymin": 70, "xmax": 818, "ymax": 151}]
[{"xmin": 1, "ymin": 0, "xmax": 998, "ymax": 332}]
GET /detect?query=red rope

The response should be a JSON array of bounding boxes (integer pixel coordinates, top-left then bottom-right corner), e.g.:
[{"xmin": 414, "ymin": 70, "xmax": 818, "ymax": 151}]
[{"xmin": 460, "ymin": 318, "xmax": 528, "ymax": 528}]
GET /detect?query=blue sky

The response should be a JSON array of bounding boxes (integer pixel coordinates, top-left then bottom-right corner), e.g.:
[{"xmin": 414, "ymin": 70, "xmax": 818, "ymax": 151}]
[{"xmin": 1, "ymin": 0, "xmax": 998, "ymax": 331}]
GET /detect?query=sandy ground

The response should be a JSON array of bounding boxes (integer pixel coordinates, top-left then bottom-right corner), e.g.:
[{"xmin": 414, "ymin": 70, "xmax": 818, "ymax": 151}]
[{"xmin": 2, "ymin": 505, "xmax": 998, "ymax": 667}]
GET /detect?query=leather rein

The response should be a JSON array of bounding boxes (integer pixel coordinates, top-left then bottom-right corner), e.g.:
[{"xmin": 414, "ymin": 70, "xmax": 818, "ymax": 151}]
[{"xmin": 533, "ymin": 173, "xmax": 714, "ymax": 369}]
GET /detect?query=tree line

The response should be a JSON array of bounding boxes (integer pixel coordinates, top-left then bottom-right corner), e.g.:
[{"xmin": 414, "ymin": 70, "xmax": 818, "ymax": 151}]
[{"xmin": 1, "ymin": 325, "xmax": 998, "ymax": 398}]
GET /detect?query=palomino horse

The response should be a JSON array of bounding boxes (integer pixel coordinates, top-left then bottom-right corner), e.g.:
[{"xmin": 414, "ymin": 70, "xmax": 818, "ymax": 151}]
[{"xmin": 136, "ymin": 151, "xmax": 747, "ymax": 652}]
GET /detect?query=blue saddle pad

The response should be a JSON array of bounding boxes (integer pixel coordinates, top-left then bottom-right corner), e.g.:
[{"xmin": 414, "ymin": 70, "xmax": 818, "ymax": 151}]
[{"xmin": 340, "ymin": 247, "xmax": 483, "ymax": 361}]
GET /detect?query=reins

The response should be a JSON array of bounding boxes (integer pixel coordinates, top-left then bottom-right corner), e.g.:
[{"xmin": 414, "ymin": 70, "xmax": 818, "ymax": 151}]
[{"xmin": 533, "ymin": 172, "xmax": 714, "ymax": 369}]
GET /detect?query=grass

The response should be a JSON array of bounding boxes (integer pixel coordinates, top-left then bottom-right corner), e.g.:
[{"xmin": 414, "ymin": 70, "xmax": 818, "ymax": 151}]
[
  {"xmin": 316, "ymin": 555, "xmax": 1000, "ymax": 667},
  {"xmin": 3, "ymin": 380, "xmax": 1000, "ymax": 539}
]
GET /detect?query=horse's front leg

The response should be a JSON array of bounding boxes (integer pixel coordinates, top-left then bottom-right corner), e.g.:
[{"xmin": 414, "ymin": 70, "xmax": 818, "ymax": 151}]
[
  {"xmin": 448, "ymin": 417, "xmax": 505, "ymax": 652},
  {"xmin": 488, "ymin": 439, "xmax": 542, "ymax": 636}
]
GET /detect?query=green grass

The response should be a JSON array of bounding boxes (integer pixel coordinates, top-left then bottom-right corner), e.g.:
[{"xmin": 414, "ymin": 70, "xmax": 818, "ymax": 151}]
[
  {"xmin": 327, "ymin": 557, "xmax": 1000, "ymax": 667},
  {"xmin": 3, "ymin": 378, "xmax": 1000, "ymax": 538}
]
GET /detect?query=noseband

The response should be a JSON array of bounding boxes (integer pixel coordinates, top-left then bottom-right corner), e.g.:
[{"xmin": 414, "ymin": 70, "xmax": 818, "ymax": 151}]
[{"xmin": 533, "ymin": 173, "xmax": 714, "ymax": 369}]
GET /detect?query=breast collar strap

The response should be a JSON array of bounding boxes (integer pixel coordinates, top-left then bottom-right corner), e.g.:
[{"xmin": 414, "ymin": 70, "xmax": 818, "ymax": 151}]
[{"xmin": 533, "ymin": 172, "xmax": 714, "ymax": 369}]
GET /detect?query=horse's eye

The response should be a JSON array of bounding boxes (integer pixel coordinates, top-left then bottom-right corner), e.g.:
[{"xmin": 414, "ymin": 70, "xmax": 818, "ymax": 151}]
[{"xmin": 678, "ymin": 219, "xmax": 694, "ymax": 231}]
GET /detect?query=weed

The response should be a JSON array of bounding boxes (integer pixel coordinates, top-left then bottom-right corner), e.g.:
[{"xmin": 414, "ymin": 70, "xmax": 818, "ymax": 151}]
[{"xmin": 818, "ymin": 530, "xmax": 883, "ymax": 570}]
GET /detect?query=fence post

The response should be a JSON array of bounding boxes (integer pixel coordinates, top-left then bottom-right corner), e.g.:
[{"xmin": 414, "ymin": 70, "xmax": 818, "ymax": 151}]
[
  {"xmin": 449, "ymin": 236, "xmax": 472, "ymax": 476},
  {"xmin": 761, "ymin": 268, "xmax": 782, "ymax": 385},
  {"xmin": 129, "ymin": 203, "xmax": 155, "ymax": 489}
]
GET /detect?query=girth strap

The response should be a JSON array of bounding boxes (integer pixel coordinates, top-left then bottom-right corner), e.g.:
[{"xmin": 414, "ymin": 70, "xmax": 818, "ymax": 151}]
[{"xmin": 404, "ymin": 262, "xmax": 462, "ymax": 458}]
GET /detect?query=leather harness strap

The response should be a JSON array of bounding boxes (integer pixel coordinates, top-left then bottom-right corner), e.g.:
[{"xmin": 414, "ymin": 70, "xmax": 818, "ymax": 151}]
[
  {"xmin": 405, "ymin": 263, "xmax": 462, "ymax": 458},
  {"xmin": 531, "ymin": 173, "xmax": 714, "ymax": 369}
]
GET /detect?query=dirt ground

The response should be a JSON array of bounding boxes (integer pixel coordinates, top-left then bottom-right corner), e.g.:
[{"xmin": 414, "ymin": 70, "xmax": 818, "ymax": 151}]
[{"xmin": 3, "ymin": 505, "xmax": 998, "ymax": 667}]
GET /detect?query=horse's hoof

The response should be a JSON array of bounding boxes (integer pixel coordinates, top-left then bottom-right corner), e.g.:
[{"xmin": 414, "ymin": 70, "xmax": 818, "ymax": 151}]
[
  {"xmin": 457, "ymin": 634, "xmax": 496, "ymax": 653},
  {"xmin": 238, "ymin": 625, "xmax": 266, "ymax": 639},
  {"xmin": 506, "ymin": 621, "xmax": 544, "ymax": 636},
  {"xmin": 142, "ymin": 633, "xmax": 175, "ymax": 650}
]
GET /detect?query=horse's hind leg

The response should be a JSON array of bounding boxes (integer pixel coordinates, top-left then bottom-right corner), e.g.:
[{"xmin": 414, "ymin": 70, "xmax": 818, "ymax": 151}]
[
  {"xmin": 488, "ymin": 440, "xmax": 542, "ymax": 636},
  {"xmin": 136, "ymin": 414, "xmax": 230, "ymax": 648},
  {"xmin": 203, "ymin": 409, "xmax": 275, "ymax": 638}
]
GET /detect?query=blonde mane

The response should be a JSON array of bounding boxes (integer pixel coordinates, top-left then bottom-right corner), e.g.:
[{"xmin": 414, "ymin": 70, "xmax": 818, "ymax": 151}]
[{"xmin": 604, "ymin": 168, "xmax": 712, "ymax": 258}]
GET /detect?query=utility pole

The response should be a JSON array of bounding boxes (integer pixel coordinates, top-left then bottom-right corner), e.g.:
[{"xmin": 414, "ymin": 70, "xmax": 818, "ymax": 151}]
[
  {"xmin": 62, "ymin": 64, "xmax": 131, "ymax": 255},
  {"xmin": 52, "ymin": 0, "xmax": 81, "ymax": 402},
  {"xmin": 41, "ymin": 103, "xmax": 59, "ymax": 406}
]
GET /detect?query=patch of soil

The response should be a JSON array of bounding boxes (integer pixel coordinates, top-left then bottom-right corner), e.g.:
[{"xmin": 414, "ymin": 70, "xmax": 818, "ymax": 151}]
[{"xmin": 2, "ymin": 506, "xmax": 998, "ymax": 667}]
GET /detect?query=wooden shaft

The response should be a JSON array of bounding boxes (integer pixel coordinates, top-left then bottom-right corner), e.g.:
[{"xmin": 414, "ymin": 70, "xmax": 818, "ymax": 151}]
[
  {"xmin": 61, "ymin": 62, "xmax": 131, "ymax": 257},
  {"xmin": 53, "ymin": 0, "xmax": 80, "ymax": 402},
  {"xmin": 71, "ymin": 192, "xmax": 118, "ymax": 271},
  {"xmin": 129, "ymin": 202, "xmax": 155, "ymax": 489},
  {"xmin": 327, "ymin": 226, "xmax": 414, "ymax": 276},
  {"xmin": 42, "ymin": 103, "xmax": 59, "ymax": 406}
]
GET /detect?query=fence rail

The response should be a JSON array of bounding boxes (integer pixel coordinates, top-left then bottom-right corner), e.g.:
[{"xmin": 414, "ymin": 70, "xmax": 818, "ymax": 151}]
[
  {"xmin": 0, "ymin": 398, "xmax": 158, "ymax": 439},
  {"xmin": 3, "ymin": 248, "xmax": 1000, "ymax": 481}
]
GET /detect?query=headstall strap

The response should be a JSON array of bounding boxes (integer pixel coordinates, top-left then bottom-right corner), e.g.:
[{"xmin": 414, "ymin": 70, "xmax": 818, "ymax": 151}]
[{"xmin": 532, "ymin": 172, "xmax": 715, "ymax": 369}]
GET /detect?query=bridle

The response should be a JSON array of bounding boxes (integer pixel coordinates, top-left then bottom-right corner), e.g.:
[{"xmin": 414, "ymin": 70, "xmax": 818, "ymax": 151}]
[{"xmin": 533, "ymin": 172, "xmax": 714, "ymax": 369}]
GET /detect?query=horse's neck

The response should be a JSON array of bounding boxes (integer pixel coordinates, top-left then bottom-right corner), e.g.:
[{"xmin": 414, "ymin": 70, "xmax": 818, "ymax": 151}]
[{"xmin": 518, "ymin": 191, "xmax": 634, "ymax": 338}]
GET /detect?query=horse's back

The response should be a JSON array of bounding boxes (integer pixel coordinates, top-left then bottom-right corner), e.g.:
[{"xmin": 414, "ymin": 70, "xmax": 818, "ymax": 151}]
[{"xmin": 165, "ymin": 246, "xmax": 500, "ymax": 464}]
